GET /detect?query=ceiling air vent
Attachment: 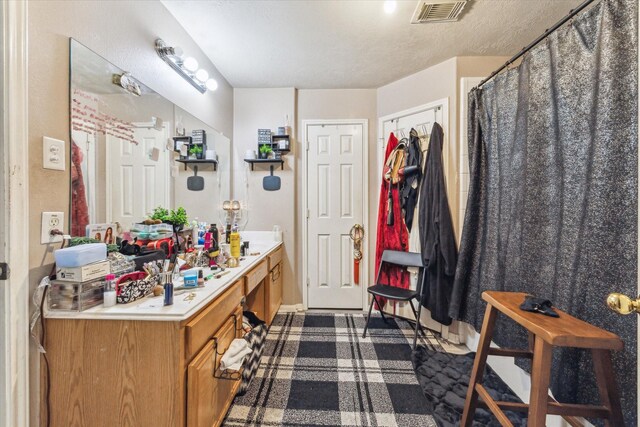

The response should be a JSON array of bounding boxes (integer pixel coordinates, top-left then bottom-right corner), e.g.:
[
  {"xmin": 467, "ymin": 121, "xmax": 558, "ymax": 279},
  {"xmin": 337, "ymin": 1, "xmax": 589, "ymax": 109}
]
[{"xmin": 411, "ymin": 0, "xmax": 468, "ymax": 24}]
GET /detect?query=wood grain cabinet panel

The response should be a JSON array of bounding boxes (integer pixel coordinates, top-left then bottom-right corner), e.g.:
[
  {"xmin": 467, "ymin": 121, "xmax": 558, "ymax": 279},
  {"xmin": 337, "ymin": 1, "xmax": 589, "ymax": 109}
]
[
  {"xmin": 266, "ymin": 263, "xmax": 283, "ymax": 325},
  {"xmin": 187, "ymin": 309, "xmax": 242, "ymax": 427},
  {"xmin": 185, "ymin": 280, "xmax": 243, "ymax": 361},
  {"xmin": 267, "ymin": 247, "xmax": 283, "ymax": 271},
  {"xmin": 244, "ymin": 260, "xmax": 268, "ymax": 295}
]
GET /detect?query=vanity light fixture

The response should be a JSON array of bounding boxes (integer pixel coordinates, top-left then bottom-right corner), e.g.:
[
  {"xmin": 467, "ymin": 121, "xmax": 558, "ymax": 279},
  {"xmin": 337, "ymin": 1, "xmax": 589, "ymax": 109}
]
[{"xmin": 155, "ymin": 38, "xmax": 218, "ymax": 94}]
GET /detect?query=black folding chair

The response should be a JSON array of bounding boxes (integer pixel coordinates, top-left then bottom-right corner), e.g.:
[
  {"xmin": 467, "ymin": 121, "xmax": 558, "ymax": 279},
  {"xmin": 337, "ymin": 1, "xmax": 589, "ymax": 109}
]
[{"xmin": 362, "ymin": 249, "xmax": 427, "ymax": 349}]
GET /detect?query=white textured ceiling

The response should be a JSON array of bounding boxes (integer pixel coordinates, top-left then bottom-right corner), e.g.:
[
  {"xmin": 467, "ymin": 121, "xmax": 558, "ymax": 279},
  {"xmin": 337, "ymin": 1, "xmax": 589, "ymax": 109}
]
[{"xmin": 162, "ymin": 0, "xmax": 583, "ymax": 89}]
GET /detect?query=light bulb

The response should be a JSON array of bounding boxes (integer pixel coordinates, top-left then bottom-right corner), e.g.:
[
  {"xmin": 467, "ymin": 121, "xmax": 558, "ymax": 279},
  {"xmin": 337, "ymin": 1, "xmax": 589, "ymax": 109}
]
[
  {"xmin": 195, "ymin": 69, "xmax": 209, "ymax": 82},
  {"xmin": 183, "ymin": 57, "xmax": 198, "ymax": 72},
  {"xmin": 384, "ymin": 0, "xmax": 397, "ymax": 14},
  {"xmin": 205, "ymin": 78, "xmax": 218, "ymax": 91},
  {"xmin": 172, "ymin": 46, "xmax": 184, "ymax": 58}
]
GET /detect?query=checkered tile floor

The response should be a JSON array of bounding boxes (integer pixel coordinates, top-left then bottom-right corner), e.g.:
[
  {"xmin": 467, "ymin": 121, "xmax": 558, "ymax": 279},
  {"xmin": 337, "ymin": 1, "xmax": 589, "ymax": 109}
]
[{"xmin": 223, "ymin": 312, "xmax": 443, "ymax": 427}]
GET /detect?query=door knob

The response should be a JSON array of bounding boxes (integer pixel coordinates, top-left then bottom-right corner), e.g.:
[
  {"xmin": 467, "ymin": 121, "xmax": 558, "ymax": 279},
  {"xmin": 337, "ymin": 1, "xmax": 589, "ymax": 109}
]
[{"xmin": 606, "ymin": 293, "xmax": 640, "ymax": 315}]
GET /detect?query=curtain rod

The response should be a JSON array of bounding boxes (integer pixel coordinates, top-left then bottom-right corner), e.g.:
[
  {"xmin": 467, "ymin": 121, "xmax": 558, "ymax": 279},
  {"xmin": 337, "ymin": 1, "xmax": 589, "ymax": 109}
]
[{"xmin": 474, "ymin": 0, "xmax": 599, "ymax": 90}]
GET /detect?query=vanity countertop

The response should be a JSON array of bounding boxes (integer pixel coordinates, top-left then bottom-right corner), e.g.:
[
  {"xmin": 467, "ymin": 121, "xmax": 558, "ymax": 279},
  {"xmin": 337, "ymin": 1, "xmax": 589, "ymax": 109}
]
[{"xmin": 45, "ymin": 239, "xmax": 282, "ymax": 322}]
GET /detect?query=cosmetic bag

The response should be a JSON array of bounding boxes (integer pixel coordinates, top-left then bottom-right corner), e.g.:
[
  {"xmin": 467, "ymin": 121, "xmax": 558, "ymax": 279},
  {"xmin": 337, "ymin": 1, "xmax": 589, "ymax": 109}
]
[{"xmin": 116, "ymin": 271, "xmax": 155, "ymax": 304}]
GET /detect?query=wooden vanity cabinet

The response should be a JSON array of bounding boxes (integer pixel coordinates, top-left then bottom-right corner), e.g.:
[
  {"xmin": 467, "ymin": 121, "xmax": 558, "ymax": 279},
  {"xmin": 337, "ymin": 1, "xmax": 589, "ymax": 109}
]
[
  {"xmin": 265, "ymin": 247, "xmax": 283, "ymax": 325},
  {"xmin": 245, "ymin": 246, "xmax": 284, "ymax": 326},
  {"xmin": 244, "ymin": 259, "xmax": 268, "ymax": 323},
  {"xmin": 43, "ymin": 280, "xmax": 245, "ymax": 427},
  {"xmin": 187, "ymin": 305, "xmax": 243, "ymax": 427}
]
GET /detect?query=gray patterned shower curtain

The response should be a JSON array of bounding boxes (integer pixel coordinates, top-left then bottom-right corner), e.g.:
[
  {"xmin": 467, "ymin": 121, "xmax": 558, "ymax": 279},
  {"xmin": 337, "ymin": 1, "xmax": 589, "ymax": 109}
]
[{"xmin": 451, "ymin": 0, "xmax": 638, "ymax": 423}]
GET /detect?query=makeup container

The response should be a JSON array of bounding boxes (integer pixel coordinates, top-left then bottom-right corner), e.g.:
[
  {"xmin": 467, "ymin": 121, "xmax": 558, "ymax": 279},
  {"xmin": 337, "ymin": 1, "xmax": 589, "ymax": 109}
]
[
  {"xmin": 163, "ymin": 273, "xmax": 174, "ymax": 306},
  {"xmin": 183, "ymin": 270, "xmax": 198, "ymax": 288},
  {"xmin": 103, "ymin": 274, "xmax": 117, "ymax": 307}
]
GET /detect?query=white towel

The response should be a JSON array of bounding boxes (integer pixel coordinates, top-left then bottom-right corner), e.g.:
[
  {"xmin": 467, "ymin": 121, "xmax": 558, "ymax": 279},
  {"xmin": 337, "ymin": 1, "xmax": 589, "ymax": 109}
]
[{"xmin": 220, "ymin": 338, "xmax": 252, "ymax": 371}]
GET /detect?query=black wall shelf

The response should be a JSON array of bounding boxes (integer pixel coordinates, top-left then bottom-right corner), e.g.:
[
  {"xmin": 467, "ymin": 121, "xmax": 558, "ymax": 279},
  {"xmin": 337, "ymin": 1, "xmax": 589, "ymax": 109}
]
[
  {"xmin": 176, "ymin": 159, "xmax": 218, "ymax": 171},
  {"xmin": 244, "ymin": 158, "xmax": 284, "ymax": 171}
]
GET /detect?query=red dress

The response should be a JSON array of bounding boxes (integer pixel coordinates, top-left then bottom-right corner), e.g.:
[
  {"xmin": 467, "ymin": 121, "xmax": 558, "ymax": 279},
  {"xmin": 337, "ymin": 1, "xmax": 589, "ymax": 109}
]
[
  {"xmin": 374, "ymin": 133, "xmax": 410, "ymax": 307},
  {"xmin": 71, "ymin": 142, "xmax": 89, "ymax": 237}
]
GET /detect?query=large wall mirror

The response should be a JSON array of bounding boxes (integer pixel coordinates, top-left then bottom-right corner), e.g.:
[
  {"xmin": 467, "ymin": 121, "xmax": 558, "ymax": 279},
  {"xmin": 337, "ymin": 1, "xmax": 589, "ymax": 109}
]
[{"xmin": 70, "ymin": 39, "xmax": 230, "ymax": 238}]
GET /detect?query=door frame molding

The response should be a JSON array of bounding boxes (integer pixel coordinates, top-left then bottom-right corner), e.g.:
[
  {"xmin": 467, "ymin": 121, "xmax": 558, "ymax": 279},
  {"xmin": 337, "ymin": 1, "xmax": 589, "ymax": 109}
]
[
  {"xmin": 302, "ymin": 119, "xmax": 369, "ymax": 311},
  {"xmin": 1, "ymin": 0, "xmax": 30, "ymax": 425}
]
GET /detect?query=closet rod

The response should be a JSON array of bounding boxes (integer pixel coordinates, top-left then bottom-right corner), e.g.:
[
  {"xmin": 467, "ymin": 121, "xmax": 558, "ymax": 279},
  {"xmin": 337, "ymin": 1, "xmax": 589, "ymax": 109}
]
[
  {"xmin": 474, "ymin": 0, "xmax": 598, "ymax": 90},
  {"xmin": 389, "ymin": 105, "xmax": 441, "ymax": 123}
]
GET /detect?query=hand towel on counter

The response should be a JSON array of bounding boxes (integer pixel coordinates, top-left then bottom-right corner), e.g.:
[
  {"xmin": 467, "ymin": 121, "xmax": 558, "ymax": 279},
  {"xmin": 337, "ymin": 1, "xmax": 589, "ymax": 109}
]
[{"xmin": 220, "ymin": 338, "xmax": 252, "ymax": 372}]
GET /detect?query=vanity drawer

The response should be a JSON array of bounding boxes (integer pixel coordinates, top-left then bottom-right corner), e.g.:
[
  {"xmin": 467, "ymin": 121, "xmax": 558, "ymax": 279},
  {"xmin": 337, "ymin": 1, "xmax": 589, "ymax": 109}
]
[
  {"xmin": 245, "ymin": 259, "xmax": 268, "ymax": 295},
  {"xmin": 185, "ymin": 281, "xmax": 243, "ymax": 361},
  {"xmin": 268, "ymin": 246, "xmax": 283, "ymax": 271},
  {"xmin": 187, "ymin": 311, "xmax": 241, "ymax": 427}
]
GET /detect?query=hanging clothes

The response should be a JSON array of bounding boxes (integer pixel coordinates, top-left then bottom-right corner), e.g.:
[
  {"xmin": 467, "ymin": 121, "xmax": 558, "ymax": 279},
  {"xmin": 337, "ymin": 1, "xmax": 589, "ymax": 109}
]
[
  {"xmin": 71, "ymin": 141, "xmax": 90, "ymax": 237},
  {"xmin": 418, "ymin": 123, "xmax": 457, "ymax": 325},
  {"xmin": 401, "ymin": 128, "xmax": 423, "ymax": 232},
  {"xmin": 408, "ymin": 130, "xmax": 430, "ymax": 291},
  {"xmin": 375, "ymin": 133, "xmax": 410, "ymax": 305}
]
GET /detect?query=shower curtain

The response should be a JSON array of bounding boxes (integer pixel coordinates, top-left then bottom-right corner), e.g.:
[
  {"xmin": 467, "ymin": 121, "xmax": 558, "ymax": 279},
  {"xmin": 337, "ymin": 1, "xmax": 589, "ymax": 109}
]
[{"xmin": 452, "ymin": 0, "xmax": 638, "ymax": 423}]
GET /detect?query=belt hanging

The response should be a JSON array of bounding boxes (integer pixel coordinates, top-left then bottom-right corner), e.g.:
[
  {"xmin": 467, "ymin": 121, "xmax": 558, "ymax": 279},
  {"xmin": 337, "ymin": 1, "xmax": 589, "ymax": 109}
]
[{"xmin": 349, "ymin": 224, "xmax": 364, "ymax": 285}]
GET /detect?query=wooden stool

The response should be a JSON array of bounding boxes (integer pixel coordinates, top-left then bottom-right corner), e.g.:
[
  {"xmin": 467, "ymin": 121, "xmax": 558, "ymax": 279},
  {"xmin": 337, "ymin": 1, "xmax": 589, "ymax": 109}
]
[{"xmin": 461, "ymin": 291, "xmax": 625, "ymax": 427}]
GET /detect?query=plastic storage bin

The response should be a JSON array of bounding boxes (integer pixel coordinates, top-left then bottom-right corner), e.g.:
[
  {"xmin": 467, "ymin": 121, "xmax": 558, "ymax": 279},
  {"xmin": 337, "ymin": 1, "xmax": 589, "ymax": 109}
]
[
  {"xmin": 48, "ymin": 278, "xmax": 105, "ymax": 311},
  {"xmin": 54, "ymin": 243, "xmax": 107, "ymax": 268}
]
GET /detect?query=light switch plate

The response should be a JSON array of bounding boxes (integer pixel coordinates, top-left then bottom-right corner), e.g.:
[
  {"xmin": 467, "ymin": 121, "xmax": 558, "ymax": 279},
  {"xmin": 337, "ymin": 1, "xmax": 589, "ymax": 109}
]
[
  {"xmin": 41, "ymin": 212, "xmax": 64, "ymax": 244},
  {"xmin": 43, "ymin": 137, "xmax": 65, "ymax": 170}
]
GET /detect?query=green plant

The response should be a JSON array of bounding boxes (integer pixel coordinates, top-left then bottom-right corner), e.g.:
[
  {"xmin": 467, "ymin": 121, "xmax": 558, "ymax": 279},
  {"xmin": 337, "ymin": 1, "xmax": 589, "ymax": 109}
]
[
  {"xmin": 167, "ymin": 207, "xmax": 189, "ymax": 226},
  {"xmin": 259, "ymin": 144, "xmax": 273, "ymax": 155},
  {"xmin": 189, "ymin": 145, "xmax": 203, "ymax": 156},
  {"xmin": 150, "ymin": 206, "xmax": 169, "ymax": 221}
]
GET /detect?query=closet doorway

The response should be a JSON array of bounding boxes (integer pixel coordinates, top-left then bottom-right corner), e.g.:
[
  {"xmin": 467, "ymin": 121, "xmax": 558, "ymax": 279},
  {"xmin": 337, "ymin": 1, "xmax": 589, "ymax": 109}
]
[
  {"xmin": 303, "ymin": 120, "xmax": 369, "ymax": 310},
  {"xmin": 105, "ymin": 122, "xmax": 170, "ymax": 225}
]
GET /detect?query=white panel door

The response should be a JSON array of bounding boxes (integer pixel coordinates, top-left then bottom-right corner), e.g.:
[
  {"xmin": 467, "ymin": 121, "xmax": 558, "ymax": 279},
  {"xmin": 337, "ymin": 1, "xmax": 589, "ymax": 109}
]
[
  {"xmin": 307, "ymin": 123, "xmax": 365, "ymax": 309},
  {"xmin": 107, "ymin": 125, "xmax": 169, "ymax": 228}
]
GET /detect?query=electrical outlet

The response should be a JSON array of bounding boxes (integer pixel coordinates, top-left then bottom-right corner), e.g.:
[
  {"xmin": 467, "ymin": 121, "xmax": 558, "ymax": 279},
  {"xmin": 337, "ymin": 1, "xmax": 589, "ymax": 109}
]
[
  {"xmin": 41, "ymin": 212, "xmax": 64, "ymax": 244},
  {"xmin": 43, "ymin": 137, "xmax": 65, "ymax": 171}
]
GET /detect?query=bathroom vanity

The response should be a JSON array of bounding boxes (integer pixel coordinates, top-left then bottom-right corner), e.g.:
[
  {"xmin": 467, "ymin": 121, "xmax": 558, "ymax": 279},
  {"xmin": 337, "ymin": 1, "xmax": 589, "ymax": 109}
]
[{"xmin": 43, "ymin": 241, "xmax": 283, "ymax": 427}]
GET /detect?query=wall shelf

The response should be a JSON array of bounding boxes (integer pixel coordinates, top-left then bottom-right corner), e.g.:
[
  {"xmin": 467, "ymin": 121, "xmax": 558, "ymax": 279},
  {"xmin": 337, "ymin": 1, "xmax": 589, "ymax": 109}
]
[
  {"xmin": 176, "ymin": 159, "xmax": 218, "ymax": 171},
  {"xmin": 244, "ymin": 158, "xmax": 284, "ymax": 171}
]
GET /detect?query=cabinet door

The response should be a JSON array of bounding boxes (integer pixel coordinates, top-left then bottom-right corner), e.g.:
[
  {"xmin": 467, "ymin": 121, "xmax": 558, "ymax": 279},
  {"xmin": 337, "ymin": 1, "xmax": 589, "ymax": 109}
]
[
  {"xmin": 187, "ymin": 309, "xmax": 242, "ymax": 427},
  {"xmin": 267, "ymin": 263, "xmax": 283, "ymax": 325}
]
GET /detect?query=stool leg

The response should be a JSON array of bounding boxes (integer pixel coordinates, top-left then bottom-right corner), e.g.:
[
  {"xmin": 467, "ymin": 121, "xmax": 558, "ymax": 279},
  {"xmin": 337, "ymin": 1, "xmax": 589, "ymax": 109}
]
[
  {"xmin": 461, "ymin": 304, "xmax": 498, "ymax": 427},
  {"xmin": 528, "ymin": 336, "xmax": 552, "ymax": 427},
  {"xmin": 592, "ymin": 349, "xmax": 625, "ymax": 427}
]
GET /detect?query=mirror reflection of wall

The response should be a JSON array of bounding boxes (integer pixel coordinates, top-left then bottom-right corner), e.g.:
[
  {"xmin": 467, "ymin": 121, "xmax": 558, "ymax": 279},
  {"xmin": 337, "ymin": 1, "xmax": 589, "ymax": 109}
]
[
  {"xmin": 173, "ymin": 106, "xmax": 231, "ymax": 222},
  {"xmin": 70, "ymin": 39, "xmax": 231, "ymax": 237}
]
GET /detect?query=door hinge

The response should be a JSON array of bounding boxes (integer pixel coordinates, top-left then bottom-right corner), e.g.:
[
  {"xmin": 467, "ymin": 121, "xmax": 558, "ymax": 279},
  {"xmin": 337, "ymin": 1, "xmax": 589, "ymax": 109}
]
[
  {"xmin": 307, "ymin": 278, "xmax": 310, "ymax": 287},
  {"xmin": 0, "ymin": 263, "xmax": 8, "ymax": 280},
  {"xmin": 306, "ymin": 140, "xmax": 310, "ymax": 151},
  {"xmin": 306, "ymin": 209, "xmax": 310, "ymax": 219}
]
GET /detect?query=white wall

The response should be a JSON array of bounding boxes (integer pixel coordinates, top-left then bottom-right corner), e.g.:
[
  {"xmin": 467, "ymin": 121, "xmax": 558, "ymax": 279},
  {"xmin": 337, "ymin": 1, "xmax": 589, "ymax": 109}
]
[{"xmin": 233, "ymin": 88, "xmax": 297, "ymax": 303}]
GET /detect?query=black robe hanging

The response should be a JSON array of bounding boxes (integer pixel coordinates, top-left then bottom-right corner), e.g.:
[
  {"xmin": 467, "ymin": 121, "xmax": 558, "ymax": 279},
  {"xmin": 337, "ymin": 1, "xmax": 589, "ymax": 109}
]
[
  {"xmin": 418, "ymin": 122, "xmax": 457, "ymax": 326},
  {"xmin": 401, "ymin": 128, "xmax": 423, "ymax": 232}
]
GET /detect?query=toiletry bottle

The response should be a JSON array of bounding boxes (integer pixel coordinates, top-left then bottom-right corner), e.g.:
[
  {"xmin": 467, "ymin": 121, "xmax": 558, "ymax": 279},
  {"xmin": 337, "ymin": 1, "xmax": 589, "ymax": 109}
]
[
  {"xmin": 103, "ymin": 274, "xmax": 117, "ymax": 307},
  {"xmin": 225, "ymin": 223, "xmax": 231, "ymax": 244},
  {"xmin": 163, "ymin": 273, "xmax": 174, "ymax": 306},
  {"xmin": 211, "ymin": 224, "xmax": 219, "ymax": 252},
  {"xmin": 191, "ymin": 218, "xmax": 199, "ymax": 246},
  {"xmin": 230, "ymin": 230, "xmax": 240, "ymax": 258},
  {"xmin": 203, "ymin": 229, "xmax": 212, "ymax": 250}
]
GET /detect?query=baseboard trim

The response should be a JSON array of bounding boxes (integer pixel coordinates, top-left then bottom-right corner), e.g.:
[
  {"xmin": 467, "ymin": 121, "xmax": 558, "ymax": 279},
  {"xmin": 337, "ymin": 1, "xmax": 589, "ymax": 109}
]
[{"xmin": 279, "ymin": 304, "xmax": 305, "ymax": 312}]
